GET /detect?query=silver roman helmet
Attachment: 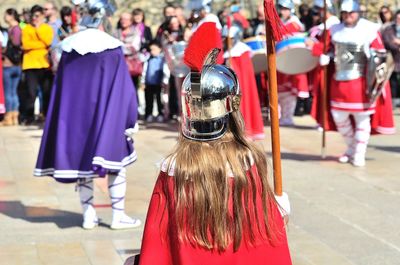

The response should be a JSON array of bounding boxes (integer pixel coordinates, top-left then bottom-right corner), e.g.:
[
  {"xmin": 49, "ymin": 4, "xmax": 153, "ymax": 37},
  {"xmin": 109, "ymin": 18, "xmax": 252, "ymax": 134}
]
[{"xmin": 181, "ymin": 48, "xmax": 241, "ymax": 141}]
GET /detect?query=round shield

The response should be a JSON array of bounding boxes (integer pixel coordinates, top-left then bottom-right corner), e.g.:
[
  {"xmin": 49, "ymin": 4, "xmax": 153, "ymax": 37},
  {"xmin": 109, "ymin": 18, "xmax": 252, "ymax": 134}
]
[{"xmin": 276, "ymin": 36, "xmax": 318, "ymax": 75}]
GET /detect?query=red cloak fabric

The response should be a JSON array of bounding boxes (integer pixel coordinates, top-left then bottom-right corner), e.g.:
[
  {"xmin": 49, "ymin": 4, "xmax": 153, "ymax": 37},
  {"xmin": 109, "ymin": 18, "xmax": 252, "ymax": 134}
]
[
  {"xmin": 311, "ymin": 65, "xmax": 395, "ymax": 134},
  {"xmin": 310, "ymin": 63, "xmax": 337, "ymax": 131},
  {"xmin": 311, "ymin": 29, "xmax": 395, "ymax": 134},
  {"xmin": 139, "ymin": 165, "xmax": 292, "ymax": 265},
  {"xmin": 277, "ymin": 71, "xmax": 309, "ymax": 98},
  {"xmin": 230, "ymin": 48, "xmax": 265, "ymax": 140},
  {"xmin": 0, "ymin": 46, "xmax": 5, "ymax": 114}
]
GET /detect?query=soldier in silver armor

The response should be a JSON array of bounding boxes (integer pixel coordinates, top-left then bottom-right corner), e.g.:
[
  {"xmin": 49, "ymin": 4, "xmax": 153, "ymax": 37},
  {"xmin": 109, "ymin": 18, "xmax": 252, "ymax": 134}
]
[{"xmin": 314, "ymin": 0, "xmax": 394, "ymax": 166}]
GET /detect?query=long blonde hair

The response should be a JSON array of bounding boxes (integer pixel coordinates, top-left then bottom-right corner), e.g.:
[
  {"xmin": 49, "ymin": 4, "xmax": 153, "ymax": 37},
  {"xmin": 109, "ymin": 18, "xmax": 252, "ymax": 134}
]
[{"xmin": 166, "ymin": 111, "xmax": 278, "ymax": 252}]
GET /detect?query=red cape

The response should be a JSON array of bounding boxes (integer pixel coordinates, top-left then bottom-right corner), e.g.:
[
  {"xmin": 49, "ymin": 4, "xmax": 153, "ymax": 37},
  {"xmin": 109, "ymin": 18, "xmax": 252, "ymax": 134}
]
[
  {"xmin": 231, "ymin": 50, "xmax": 265, "ymax": 140},
  {"xmin": 311, "ymin": 28, "xmax": 395, "ymax": 134},
  {"xmin": 139, "ymin": 167, "xmax": 292, "ymax": 265},
  {"xmin": 310, "ymin": 63, "xmax": 337, "ymax": 131}
]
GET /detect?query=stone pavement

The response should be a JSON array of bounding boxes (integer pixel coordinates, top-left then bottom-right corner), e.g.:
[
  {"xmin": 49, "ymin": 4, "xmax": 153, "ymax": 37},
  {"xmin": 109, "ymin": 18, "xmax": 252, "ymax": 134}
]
[{"xmin": 0, "ymin": 112, "xmax": 399, "ymax": 265}]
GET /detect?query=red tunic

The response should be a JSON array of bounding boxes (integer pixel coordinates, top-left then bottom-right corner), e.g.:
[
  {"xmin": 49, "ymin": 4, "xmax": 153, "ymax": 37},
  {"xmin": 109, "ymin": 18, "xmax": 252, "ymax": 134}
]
[
  {"xmin": 277, "ymin": 71, "xmax": 309, "ymax": 98},
  {"xmin": 139, "ymin": 165, "xmax": 292, "ymax": 265},
  {"xmin": 277, "ymin": 16, "xmax": 309, "ymax": 98},
  {"xmin": 228, "ymin": 42, "xmax": 265, "ymax": 140},
  {"xmin": 309, "ymin": 63, "xmax": 337, "ymax": 130},
  {"xmin": 0, "ymin": 46, "xmax": 5, "ymax": 114}
]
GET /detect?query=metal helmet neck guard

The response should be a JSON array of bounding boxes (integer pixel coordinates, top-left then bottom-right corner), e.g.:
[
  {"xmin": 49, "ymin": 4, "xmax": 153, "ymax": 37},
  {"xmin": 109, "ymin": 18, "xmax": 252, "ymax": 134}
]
[{"xmin": 181, "ymin": 48, "xmax": 240, "ymax": 141}]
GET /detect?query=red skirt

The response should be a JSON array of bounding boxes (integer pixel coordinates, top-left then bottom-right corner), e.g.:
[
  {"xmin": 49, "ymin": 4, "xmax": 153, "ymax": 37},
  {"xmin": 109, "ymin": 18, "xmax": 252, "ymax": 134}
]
[{"xmin": 231, "ymin": 52, "xmax": 265, "ymax": 140}]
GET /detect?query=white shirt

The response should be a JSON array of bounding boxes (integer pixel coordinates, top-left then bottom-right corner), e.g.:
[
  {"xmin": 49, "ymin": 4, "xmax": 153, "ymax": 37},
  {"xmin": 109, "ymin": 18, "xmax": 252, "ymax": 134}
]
[{"xmin": 331, "ymin": 18, "xmax": 380, "ymax": 46}]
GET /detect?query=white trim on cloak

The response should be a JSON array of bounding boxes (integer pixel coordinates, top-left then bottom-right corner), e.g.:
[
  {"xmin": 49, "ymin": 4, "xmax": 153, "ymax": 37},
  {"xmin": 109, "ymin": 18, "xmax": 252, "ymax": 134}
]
[{"xmin": 61, "ymin": 28, "xmax": 123, "ymax": 55}]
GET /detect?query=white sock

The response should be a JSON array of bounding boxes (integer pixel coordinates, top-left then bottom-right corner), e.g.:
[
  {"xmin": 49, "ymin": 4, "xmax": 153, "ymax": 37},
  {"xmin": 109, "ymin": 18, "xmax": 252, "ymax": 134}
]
[
  {"xmin": 331, "ymin": 110, "xmax": 354, "ymax": 156},
  {"xmin": 353, "ymin": 113, "xmax": 371, "ymax": 161},
  {"xmin": 278, "ymin": 92, "xmax": 297, "ymax": 123},
  {"xmin": 77, "ymin": 178, "xmax": 96, "ymax": 218},
  {"xmin": 108, "ymin": 168, "xmax": 127, "ymax": 220}
]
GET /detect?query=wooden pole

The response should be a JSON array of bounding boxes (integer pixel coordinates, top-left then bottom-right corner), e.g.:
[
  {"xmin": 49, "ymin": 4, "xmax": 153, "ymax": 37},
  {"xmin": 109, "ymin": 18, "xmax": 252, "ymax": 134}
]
[
  {"xmin": 265, "ymin": 23, "xmax": 282, "ymax": 196},
  {"xmin": 321, "ymin": 0, "xmax": 328, "ymax": 158}
]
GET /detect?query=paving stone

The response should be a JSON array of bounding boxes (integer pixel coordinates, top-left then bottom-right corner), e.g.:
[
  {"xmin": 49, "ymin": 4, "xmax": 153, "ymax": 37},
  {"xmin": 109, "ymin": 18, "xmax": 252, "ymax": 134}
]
[
  {"xmin": 82, "ymin": 240, "xmax": 123, "ymax": 265},
  {"xmin": 0, "ymin": 111, "xmax": 399, "ymax": 264}
]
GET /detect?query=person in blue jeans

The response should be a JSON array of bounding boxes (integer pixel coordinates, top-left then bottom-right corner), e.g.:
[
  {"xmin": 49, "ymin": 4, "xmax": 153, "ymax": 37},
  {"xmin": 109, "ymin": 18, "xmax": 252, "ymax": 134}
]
[{"xmin": 2, "ymin": 8, "xmax": 22, "ymax": 126}]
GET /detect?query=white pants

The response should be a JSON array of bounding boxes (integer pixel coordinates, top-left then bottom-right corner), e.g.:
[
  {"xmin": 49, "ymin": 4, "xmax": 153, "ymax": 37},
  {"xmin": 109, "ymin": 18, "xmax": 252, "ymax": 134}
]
[
  {"xmin": 331, "ymin": 110, "xmax": 371, "ymax": 161},
  {"xmin": 278, "ymin": 92, "xmax": 297, "ymax": 124},
  {"xmin": 78, "ymin": 168, "xmax": 128, "ymax": 219}
]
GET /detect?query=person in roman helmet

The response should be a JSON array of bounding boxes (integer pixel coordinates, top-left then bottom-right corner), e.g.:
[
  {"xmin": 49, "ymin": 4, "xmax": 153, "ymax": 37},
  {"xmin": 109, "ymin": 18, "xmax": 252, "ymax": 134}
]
[
  {"xmin": 308, "ymin": 0, "xmax": 395, "ymax": 166},
  {"xmin": 34, "ymin": 0, "xmax": 141, "ymax": 229},
  {"xmin": 277, "ymin": 0, "xmax": 310, "ymax": 126},
  {"xmin": 138, "ymin": 22, "xmax": 292, "ymax": 265},
  {"xmin": 222, "ymin": 22, "xmax": 265, "ymax": 140}
]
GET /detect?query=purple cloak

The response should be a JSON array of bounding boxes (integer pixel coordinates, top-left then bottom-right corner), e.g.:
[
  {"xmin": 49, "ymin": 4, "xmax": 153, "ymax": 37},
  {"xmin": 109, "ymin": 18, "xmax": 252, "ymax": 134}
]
[{"xmin": 34, "ymin": 47, "xmax": 138, "ymax": 183}]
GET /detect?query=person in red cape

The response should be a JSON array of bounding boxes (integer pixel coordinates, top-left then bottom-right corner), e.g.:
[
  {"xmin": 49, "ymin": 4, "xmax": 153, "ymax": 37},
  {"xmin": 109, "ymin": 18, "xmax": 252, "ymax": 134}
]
[
  {"xmin": 277, "ymin": 0, "xmax": 310, "ymax": 126},
  {"xmin": 223, "ymin": 23, "xmax": 265, "ymax": 140},
  {"xmin": 308, "ymin": 0, "xmax": 395, "ymax": 167},
  {"xmin": 138, "ymin": 22, "xmax": 292, "ymax": 265}
]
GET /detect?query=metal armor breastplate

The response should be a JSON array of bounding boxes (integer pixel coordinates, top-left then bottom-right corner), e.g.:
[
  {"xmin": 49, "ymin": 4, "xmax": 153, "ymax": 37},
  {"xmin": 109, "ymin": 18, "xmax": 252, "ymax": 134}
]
[{"xmin": 334, "ymin": 42, "xmax": 367, "ymax": 81}]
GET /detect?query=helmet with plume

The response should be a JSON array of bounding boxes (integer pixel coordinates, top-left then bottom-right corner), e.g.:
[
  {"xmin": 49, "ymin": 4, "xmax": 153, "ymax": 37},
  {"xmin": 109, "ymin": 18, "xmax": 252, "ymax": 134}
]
[{"xmin": 182, "ymin": 22, "xmax": 240, "ymax": 141}]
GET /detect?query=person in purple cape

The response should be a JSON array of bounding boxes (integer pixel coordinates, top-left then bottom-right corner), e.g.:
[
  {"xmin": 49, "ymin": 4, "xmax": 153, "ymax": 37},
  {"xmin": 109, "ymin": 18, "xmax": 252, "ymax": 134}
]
[{"xmin": 34, "ymin": 0, "xmax": 141, "ymax": 230}]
